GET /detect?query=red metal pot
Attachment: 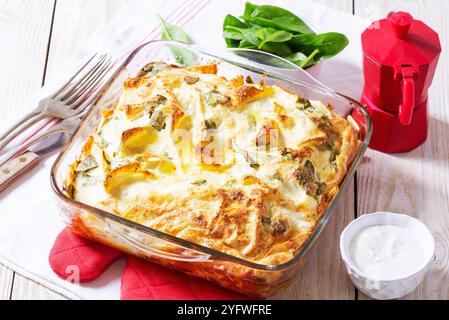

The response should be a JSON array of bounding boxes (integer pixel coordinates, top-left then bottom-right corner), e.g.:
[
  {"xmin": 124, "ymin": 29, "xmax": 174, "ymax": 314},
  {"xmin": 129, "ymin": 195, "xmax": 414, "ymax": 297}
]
[{"xmin": 361, "ymin": 11, "xmax": 441, "ymax": 153}]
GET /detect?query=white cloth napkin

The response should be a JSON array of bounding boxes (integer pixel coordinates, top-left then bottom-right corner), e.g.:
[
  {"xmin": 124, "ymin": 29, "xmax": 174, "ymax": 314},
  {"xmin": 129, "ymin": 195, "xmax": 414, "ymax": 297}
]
[{"xmin": 0, "ymin": 0, "xmax": 369, "ymax": 300}]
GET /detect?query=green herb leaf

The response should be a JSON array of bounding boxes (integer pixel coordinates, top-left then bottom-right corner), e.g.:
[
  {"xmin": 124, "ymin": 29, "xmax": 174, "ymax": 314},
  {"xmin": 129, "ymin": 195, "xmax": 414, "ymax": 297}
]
[
  {"xmin": 224, "ymin": 26, "xmax": 261, "ymax": 47},
  {"xmin": 223, "ymin": 29, "xmax": 245, "ymax": 41},
  {"xmin": 296, "ymin": 97, "xmax": 313, "ymax": 111},
  {"xmin": 158, "ymin": 15, "xmax": 197, "ymax": 66},
  {"xmin": 243, "ymin": 1, "xmax": 258, "ymax": 17},
  {"xmin": 300, "ymin": 48, "xmax": 320, "ymax": 68},
  {"xmin": 288, "ymin": 32, "xmax": 349, "ymax": 61},
  {"xmin": 223, "ymin": 14, "xmax": 250, "ymax": 47},
  {"xmin": 285, "ymin": 52, "xmax": 307, "ymax": 63},
  {"xmin": 255, "ymin": 28, "xmax": 293, "ymax": 49},
  {"xmin": 204, "ymin": 119, "xmax": 217, "ymax": 129},
  {"xmin": 294, "ymin": 160, "xmax": 326, "ymax": 196},
  {"xmin": 76, "ymin": 155, "xmax": 98, "ymax": 172},
  {"xmin": 79, "ymin": 173, "xmax": 101, "ymax": 187},
  {"xmin": 285, "ymin": 52, "xmax": 308, "ymax": 66},
  {"xmin": 204, "ymin": 91, "xmax": 230, "ymax": 106},
  {"xmin": 192, "ymin": 179, "xmax": 207, "ymax": 186},
  {"xmin": 241, "ymin": 2, "xmax": 315, "ymax": 35},
  {"xmin": 222, "ymin": 2, "xmax": 349, "ymax": 69},
  {"xmin": 238, "ymin": 40, "xmax": 257, "ymax": 49},
  {"xmin": 151, "ymin": 110, "xmax": 166, "ymax": 131},
  {"xmin": 258, "ymin": 42, "xmax": 293, "ymax": 57}
]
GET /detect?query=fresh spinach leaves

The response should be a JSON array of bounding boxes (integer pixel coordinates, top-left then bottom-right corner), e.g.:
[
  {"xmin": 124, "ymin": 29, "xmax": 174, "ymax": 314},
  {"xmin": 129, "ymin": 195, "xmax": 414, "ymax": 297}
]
[
  {"xmin": 223, "ymin": 14, "xmax": 251, "ymax": 47},
  {"xmin": 288, "ymin": 32, "xmax": 349, "ymax": 61},
  {"xmin": 159, "ymin": 16, "xmax": 197, "ymax": 67},
  {"xmin": 241, "ymin": 2, "xmax": 315, "ymax": 35},
  {"xmin": 255, "ymin": 28, "xmax": 293, "ymax": 49},
  {"xmin": 222, "ymin": 2, "xmax": 349, "ymax": 68}
]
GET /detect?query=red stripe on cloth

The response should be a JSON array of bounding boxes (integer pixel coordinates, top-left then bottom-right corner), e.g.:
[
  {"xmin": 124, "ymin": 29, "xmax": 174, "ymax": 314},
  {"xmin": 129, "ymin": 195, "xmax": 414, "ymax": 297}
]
[
  {"xmin": 140, "ymin": 0, "xmax": 199, "ymax": 44},
  {"xmin": 19, "ymin": 0, "xmax": 211, "ymax": 147},
  {"xmin": 178, "ymin": 0, "xmax": 212, "ymax": 27},
  {"xmin": 144, "ymin": 0, "xmax": 212, "ymax": 62}
]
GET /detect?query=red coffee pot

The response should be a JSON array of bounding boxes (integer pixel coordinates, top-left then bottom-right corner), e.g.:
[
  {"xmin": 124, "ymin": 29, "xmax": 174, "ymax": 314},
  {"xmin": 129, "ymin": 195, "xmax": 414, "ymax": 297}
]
[{"xmin": 361, "ymin": 11, "xmax": 441, "ymax": 153}]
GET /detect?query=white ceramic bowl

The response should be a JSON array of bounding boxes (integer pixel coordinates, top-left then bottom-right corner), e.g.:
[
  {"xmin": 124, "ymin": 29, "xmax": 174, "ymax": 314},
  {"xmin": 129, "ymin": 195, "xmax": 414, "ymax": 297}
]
[{"xmin": 340, "ymin": 212, "xmax": 435, "ymax": 300}]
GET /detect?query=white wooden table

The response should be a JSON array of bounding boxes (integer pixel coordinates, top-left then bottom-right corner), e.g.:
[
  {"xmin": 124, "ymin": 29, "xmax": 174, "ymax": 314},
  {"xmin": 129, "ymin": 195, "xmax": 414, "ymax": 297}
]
[{"xmin": 0, "ymin": 0, "xmax": 447, "ymax": 300}]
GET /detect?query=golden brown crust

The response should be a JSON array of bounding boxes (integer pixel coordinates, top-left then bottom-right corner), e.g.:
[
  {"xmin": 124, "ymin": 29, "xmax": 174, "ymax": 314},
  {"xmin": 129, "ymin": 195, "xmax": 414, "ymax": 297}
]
[
  {"xmin": 185, "ymin": 63, "xmax": 218, "ymax": 74},
  {"xmin": 66, "ymin": 62, "xmax": 360, "ymax": 267}
]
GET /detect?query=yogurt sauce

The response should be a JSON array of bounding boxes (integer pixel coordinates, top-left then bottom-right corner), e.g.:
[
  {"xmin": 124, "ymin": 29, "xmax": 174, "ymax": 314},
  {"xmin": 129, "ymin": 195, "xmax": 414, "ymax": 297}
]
[{"xmin": 349, "ymin": 224, "xmax": 428, "ymax": 280}]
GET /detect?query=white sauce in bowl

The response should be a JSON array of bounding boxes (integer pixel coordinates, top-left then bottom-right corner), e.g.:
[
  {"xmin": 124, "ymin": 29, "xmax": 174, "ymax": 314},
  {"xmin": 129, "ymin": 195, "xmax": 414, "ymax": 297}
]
[{"xmin": 349, "ymin": 225, "xmax": 428, "ymax": 281}]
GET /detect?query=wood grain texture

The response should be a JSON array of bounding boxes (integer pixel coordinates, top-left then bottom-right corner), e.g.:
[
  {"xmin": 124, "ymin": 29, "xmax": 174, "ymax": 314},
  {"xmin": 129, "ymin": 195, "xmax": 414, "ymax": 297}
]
[
  {"xmin": 0, "ymin": 265, "xmax": 13, "ymax": 299},
  {"xmin": 0, "ymin": 152, "xmax": 40, "ymax": 194},
  {"xmin": 7, "ymin": 0, "xmax": 128, "ymax": 300},
  {"xmin": 273, "ymin": 0, "xmax": 356, "ymax": 300},
  {"xmin": 10, "ymin": 275, "xmax": 66, "ymax": 300},
  {"xmin": 354, "ymin": 0, "xmax": 449, "ymax": 299},
  {"xmin": 0, "ymin": 0, "xmax": 55, "ymax": 300},
  {"xmin": 46, "ymin": 0, "xmax": 126, "ymax": 78},
  {"xmin": 4, "ymin": 0, "xmax": 358, "ymax": 300},
  {"xmin": 3, "ymin": 0, "xmax": 448, "ymax": 300},
  {"xmin": 273, "ymin": 181, "xmax": 356, "ymax": 299},
  {"xmin": 0, "ymin": 0, "xmax": 55, "ymax": 121}
]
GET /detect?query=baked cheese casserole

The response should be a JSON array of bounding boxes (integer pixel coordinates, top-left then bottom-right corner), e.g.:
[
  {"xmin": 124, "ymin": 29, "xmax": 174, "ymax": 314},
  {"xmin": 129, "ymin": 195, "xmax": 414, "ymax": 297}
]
[{"xmin": 66, "ymin": 61, "xmax": 359, "ymax": 266}]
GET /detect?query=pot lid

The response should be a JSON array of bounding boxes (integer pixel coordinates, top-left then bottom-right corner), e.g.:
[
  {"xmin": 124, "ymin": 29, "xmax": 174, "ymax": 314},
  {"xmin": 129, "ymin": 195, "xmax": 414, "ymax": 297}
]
[{"xmin": 361, "ymin": 12, "xmax": 441, "ymax": 67}]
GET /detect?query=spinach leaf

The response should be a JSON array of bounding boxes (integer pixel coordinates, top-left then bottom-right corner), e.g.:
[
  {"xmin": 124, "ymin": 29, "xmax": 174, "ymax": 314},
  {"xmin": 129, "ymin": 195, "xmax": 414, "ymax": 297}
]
[
  {"xmin": 243, "ymin": 1, "xmax": 257, "ymax": 17},
  {"xmin": 286, "ymin": 50, "xmax": 321, "ymax": 68},
  {"xmin": 225, "ymin": 25, "xmax": 293, "ymax": 55},
  {"xmin": 223, "ymin": 14, "xmax": 250, "ymax": 47},
  {"xmin": 259, "ymin": 42, "xmax": 293, "ymax": 57},
  {"xmin": 223, "ymin": 29, "xmax": 245, "ymax": 41},
  {"xmin": 241, "ymin": 2, "xmax": 315, "ymax": 35},
  {"xmin": 238, "ymin": 40, "xmax": 257, "ymax": 49},
  {"xmin": 221, "ymin": 2, "xmax": 349, "ymax": 69},
  {"xmin": 288, "ymin": 32, "xmax": 349, "ymax": 61},
  {"xmin": 284, "ymin": 52, "xmax": 308, "ymax": 66},
  {"xmin": 224, "ymin": 25, "xmax": 261, "ymax": 47},
  {"xmin": 159, "ymin": 16, "xmax": 197, "ymax": 66},
  {"xmin": 255, "ymin": 28, "xmax": 293, "ymax": 49},
  {"xmin": 300, "ymin": 49, "xmax": 320, "ymax": 68}
]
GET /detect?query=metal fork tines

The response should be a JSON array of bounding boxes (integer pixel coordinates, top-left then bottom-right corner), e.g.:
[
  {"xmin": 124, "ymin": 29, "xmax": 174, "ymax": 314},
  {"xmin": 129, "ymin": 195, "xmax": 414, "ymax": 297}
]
[{"xmin": 0, "ymin": 53, "xmax": 114, "ymax": 153}]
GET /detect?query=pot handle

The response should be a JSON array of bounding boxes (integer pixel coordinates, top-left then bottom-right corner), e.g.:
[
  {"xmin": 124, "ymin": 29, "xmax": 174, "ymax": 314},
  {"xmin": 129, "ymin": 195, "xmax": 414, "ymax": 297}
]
[
  {"xmin": 399, "ymin": 76, "xmax": 415, "ymax": 126},
  {"xmin": 105, "ymin": 218, "xmax": 212, "ymax": 262}
]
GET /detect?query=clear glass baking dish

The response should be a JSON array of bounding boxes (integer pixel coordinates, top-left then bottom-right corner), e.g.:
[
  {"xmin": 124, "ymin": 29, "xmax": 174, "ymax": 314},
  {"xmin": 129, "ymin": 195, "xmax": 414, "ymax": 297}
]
[{"xmin": 50, "ymin": 40, "xmax": 372, "ymax": 298}]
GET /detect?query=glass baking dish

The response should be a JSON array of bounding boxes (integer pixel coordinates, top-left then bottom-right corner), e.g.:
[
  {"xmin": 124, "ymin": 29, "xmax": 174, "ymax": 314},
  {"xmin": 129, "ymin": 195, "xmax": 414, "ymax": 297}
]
[{"xmin": 51, "ymin": 40, "xmax": 372, "ymax": 298}]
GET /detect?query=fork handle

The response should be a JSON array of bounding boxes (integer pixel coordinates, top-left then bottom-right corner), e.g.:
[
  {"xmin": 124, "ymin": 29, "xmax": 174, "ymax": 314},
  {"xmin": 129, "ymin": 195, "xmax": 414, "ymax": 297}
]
[
  {"xmin": 0, "ymin": 111, "xmax": 44, "ymax": 153},
  {"xmin": 0, "ymin": 124, "xmax": 64, "ymax": 167},
  {"xmin": 0, "ymin": 151, "xmax": 40, "ymax": 195}
]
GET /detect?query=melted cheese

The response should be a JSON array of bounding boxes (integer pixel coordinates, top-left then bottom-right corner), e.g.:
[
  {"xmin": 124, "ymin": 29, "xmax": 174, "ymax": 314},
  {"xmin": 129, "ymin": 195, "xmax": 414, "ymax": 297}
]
[{"xmin": 66, "ymin": 62, "xmax": 359, "ymax": 265}]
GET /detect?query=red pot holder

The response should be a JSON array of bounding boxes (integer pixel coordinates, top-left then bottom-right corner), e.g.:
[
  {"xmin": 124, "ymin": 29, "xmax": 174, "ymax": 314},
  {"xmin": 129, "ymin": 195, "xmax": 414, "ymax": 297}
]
[{"xmin": 49, "ymin": 228, "xmax": 253, "ymax": 300}]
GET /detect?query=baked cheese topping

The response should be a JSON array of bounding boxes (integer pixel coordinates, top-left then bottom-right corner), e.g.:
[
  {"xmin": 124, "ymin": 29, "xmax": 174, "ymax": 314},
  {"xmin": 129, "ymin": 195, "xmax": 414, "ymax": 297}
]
[{"xmin": 66, "ymin": 62, "xmax": 359, "ymax": 265}]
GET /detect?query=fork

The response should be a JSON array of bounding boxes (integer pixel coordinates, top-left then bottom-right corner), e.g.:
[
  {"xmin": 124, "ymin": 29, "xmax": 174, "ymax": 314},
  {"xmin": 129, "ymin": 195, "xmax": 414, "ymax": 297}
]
[
  {"xmin": 0, "ymin": 53, "xmax": 114, "ymax": 153},
  {"xmin": 0, "ymin": 108, "xmax": 91, "ymax": 168}
]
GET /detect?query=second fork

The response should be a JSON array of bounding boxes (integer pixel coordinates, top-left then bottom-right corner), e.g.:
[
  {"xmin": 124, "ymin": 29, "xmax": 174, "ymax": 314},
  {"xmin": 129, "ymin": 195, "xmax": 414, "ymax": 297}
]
[{"xmin": 0, "ymin": 53, "xmax": 114, "ymax": 153}]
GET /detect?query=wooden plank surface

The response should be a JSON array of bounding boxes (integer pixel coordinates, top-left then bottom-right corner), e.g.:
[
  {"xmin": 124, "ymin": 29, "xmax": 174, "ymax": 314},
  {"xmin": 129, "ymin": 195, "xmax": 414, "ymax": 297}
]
[
  {"xmin": 45, "ymin": 0, "xmax": 127, "ymax": 78},
  {"xmin": 0, "ymin": 0, "xmax": 55, "ymax": 301},
  {"xmin": 354, "ymin": 0, "xmax": 449, "ymax": 299},
  {"xmin": 7, "ymin": 0, "xmax": 128, "ymax": 300},
  {"xmin": 0, "ymin": 265, "xmax": 13, "ymax": 300},
  {"xmin": 0, "ymin": 0, "xmax": 55, "ymax": 120},
  {"xmin": 273, "ymin": 0, "xmax": 356, "ymax": 300},
  {"xmin": 10, "ymin": 275, "xmax": 65, "ymax": 300},
  {"xmin": 1, "ymin": 0, "xmax": 448, "ymax": 300},
  {"xmin": 274, "ymin": 182, "xmax": 356, "ymax": 299},
  {"xmin": 7, "ymin": 0, "xmax": 357, "ymax": 300}
]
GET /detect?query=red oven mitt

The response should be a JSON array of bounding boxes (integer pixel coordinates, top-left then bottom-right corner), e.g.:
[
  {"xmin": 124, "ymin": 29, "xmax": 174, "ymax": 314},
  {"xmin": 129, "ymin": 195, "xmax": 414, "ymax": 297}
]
[{"xmin": 49, "ymin": 228, "xmax": 251, "ymax": 300}]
